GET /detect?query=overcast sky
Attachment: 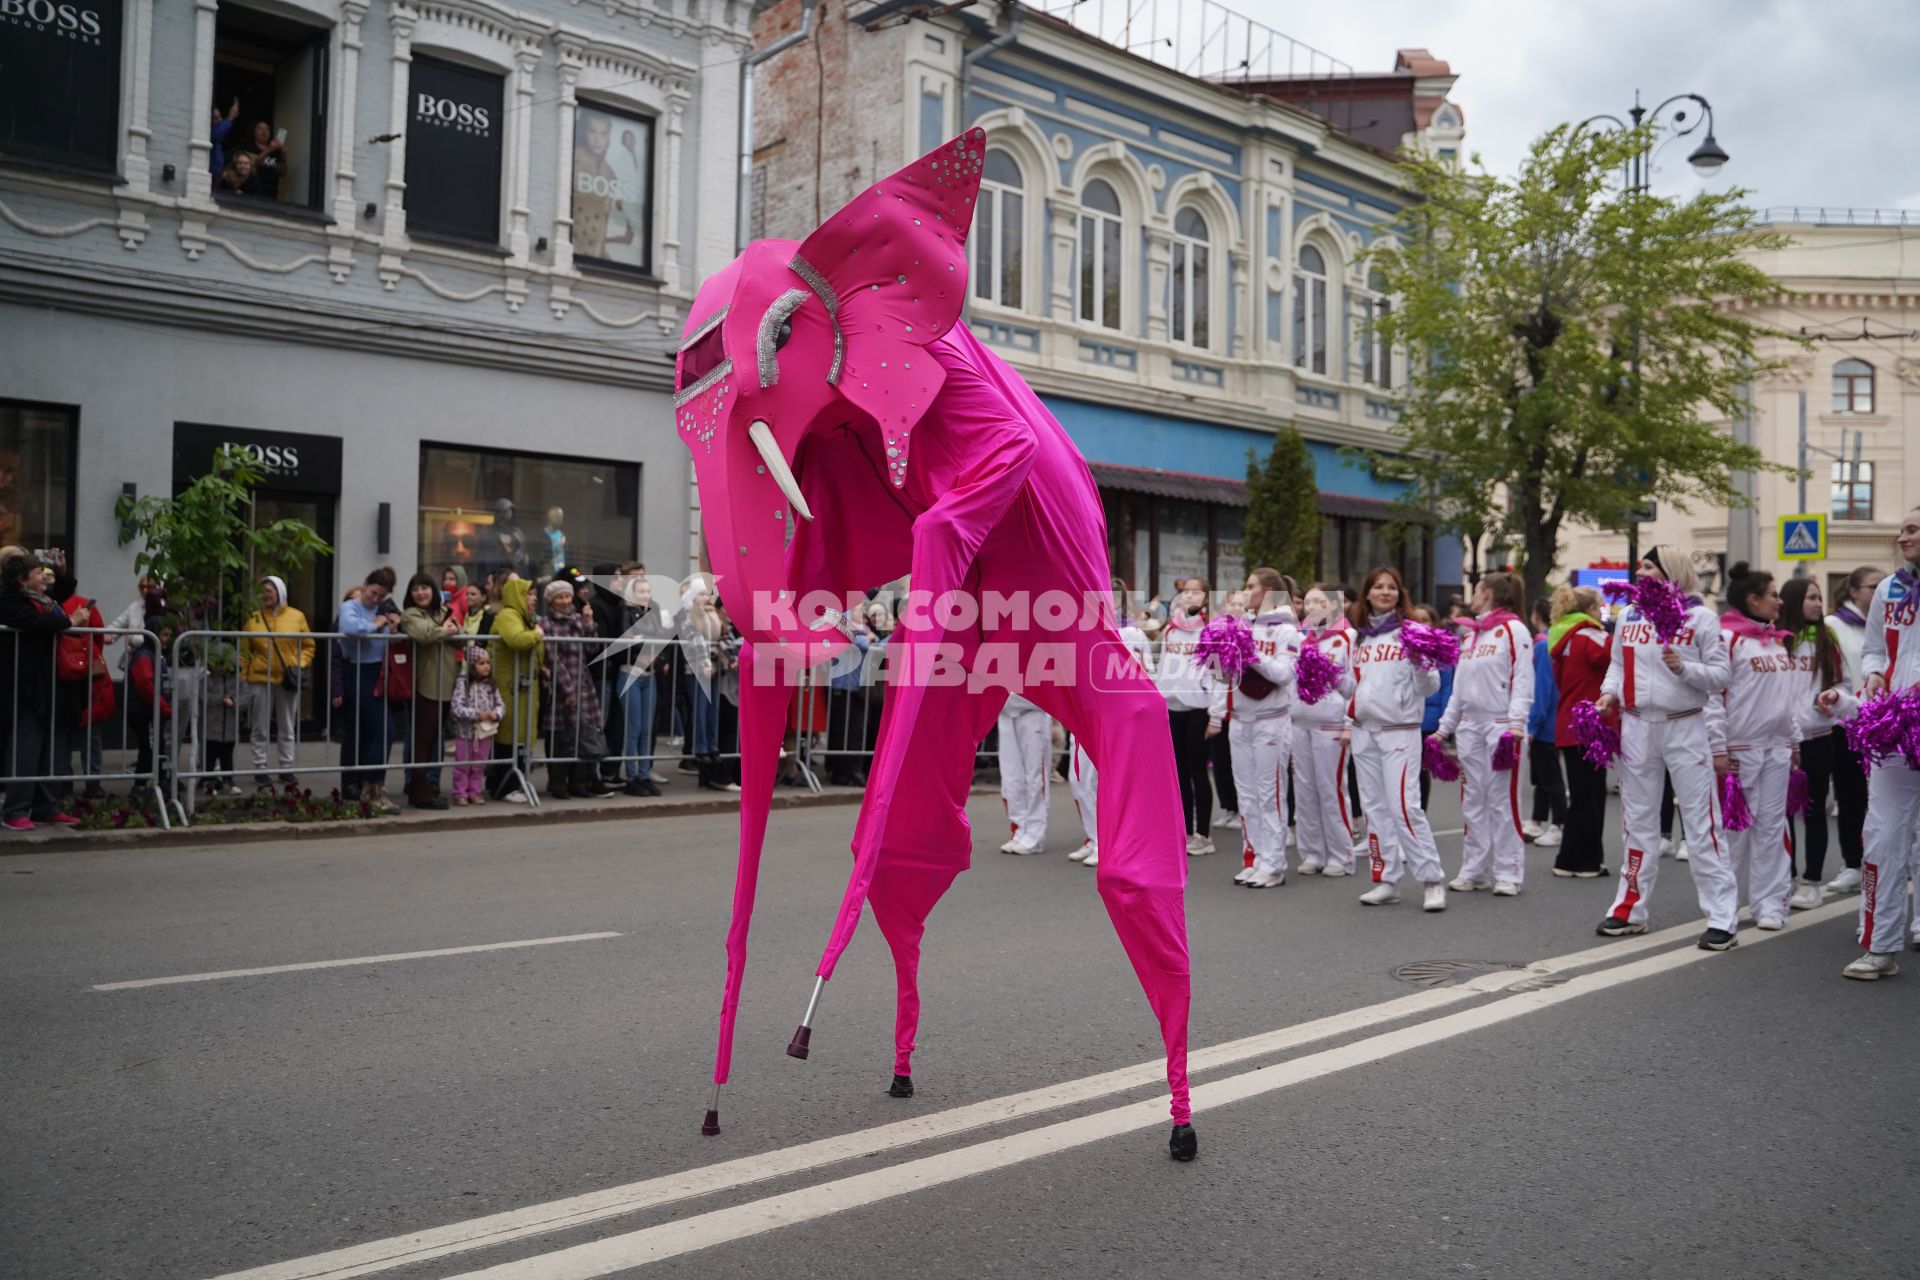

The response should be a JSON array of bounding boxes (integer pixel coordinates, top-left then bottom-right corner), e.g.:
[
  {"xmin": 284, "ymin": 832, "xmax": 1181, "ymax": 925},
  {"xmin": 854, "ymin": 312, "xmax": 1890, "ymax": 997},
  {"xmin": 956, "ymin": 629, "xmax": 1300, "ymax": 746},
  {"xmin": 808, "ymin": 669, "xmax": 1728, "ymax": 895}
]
[{"xmin": 1242, "ymin": 0, "xmax": 1920, "ymax": 212}]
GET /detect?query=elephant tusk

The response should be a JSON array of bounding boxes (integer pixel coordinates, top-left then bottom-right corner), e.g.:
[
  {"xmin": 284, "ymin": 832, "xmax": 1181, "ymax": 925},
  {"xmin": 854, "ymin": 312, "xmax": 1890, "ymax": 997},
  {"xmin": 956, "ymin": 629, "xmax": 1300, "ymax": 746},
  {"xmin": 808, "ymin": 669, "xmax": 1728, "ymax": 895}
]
[{"xmin": 748, "ymin": 420, "xmax": 813, "ymax": 522}]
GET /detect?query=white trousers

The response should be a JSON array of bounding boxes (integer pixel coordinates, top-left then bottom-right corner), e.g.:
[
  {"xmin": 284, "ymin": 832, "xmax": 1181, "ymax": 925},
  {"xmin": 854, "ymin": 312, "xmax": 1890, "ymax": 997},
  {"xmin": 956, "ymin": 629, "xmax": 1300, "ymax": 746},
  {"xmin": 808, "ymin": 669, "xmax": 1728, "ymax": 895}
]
[
  {"xmin": 1455, "ymin": 719, "xmax": 1526, "ymax": 886},
  {"xmin": 1860, "ymin": 763, "xmax": 1920, "ymax": 953},
  {"xmin": 1727, "ymin": 746, "xmax": 1793, "ymax": 923},
  {"xmin": 1230, "ymin": 715, "xmax": 1291, "ymax": 876},
  {"xmin": 246, "ymin": 682, "xmax": 300, "ymax": 771},
  {"xmin": 998, "ymin": 704, "xmax": 1051, "ymax": 849},
  {"xmin": 1069, "ymin": 741, "xmax": 1098, "ymax": 849},
  {"xmin": 1353, "ymin": 725, "xmax": 1443, "ymax": 885},
  {"xmin": 1609, "ymin": 713, "xmax": 1740, "ymax": 932},
  {"xmin": 1292, "ymin": 722, "xmax": 1355, "ymax": 873}
]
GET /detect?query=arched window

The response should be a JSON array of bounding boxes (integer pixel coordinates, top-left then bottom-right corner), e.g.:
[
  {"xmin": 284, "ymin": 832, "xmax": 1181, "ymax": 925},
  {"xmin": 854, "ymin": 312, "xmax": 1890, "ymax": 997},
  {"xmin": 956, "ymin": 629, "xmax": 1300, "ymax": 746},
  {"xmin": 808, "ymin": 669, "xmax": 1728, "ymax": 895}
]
[
  {"xmin": 1363, "ymin": 269, "xmax": 1391, "ymax": 388},
  {"xmin": 1293, "ymin": 243, "xmax": 1329, "ymax": 375},
  {"xmin": 1170, "ymin": 206, "xmax": 1210, "ymax": 348},
  {"xmin": 1833, "ymin": 359, "xmax": 1875, "ymax": 415},
  {"xmin": 1832, "ymin": 459, "xmax": 1874, "ymax": 521},
  {"xmin": 1077, "ymin": 178, "xmax": 1123, "ymax": 331},
  {"xmin": 972, "ymin": 148, "xmax": 1024, "ymax": 308}
]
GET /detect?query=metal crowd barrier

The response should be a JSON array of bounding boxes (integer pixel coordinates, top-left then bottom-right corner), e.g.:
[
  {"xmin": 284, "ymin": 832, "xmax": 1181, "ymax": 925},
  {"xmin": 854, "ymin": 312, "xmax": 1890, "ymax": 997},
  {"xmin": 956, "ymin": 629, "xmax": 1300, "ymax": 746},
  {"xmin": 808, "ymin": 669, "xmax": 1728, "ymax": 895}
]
[{"xmin": 0, "ymin": 624, "xmax": 170, "ymax": 828}]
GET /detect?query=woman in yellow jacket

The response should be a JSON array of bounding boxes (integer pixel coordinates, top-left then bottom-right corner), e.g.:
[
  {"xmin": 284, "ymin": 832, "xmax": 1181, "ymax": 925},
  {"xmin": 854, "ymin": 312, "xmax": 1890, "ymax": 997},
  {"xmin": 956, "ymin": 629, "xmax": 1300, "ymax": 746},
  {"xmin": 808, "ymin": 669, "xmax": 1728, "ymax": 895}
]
[
  {"xmin": 490, "ymin": 576, "xmax": 544, "ymax": 802},
  {"xmin": 241, "ymin": 574, "xmax": 314, "ymax": 786}
]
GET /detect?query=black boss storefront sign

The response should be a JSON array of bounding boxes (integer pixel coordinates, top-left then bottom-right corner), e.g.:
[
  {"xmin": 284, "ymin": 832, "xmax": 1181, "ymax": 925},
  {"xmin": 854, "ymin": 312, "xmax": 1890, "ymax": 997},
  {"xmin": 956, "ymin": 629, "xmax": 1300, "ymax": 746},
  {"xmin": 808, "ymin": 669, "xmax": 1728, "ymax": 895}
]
[
  {"xmin": 0, "ymin": 0, "xmax": 122, "ymax": 174},
  {"xmin": 404, "ymin": 55, "xmax": 504, "ymax": 247},
  {"xmin": 173, "ymin": 423, "xmax": 343, "ymax": 497}
]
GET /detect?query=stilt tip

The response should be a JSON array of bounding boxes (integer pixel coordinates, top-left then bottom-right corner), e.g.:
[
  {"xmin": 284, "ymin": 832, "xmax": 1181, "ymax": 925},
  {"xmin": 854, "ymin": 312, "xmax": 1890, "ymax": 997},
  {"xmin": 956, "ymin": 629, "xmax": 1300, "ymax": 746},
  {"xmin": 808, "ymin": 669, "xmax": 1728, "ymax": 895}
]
[
  {"xmin": 888, "ymin": 1073, "xmax": 914, "ymax": 1098},
  {"xmin": 700, "ymin": 1109, "xmax": 721, "ymax": 1137},
  {"xmin": 785, "ymin": 1026, "xmax": 811, "ymax": 1059},
  {"xmin": 1168, "ymin": 1123, "xmax": 1197, "ymax": 1162}
]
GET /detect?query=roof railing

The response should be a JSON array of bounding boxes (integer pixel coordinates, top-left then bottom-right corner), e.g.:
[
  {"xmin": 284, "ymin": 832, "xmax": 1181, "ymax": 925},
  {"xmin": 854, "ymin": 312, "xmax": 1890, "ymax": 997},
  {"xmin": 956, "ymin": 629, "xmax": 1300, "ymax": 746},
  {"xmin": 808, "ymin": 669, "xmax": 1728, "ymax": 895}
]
[
  {"xmin": 1026, "ymin": 0, "xmax": 1353, "ymax": 85},
  {"xmin": 1756, "ymin": 207, "xmax": 1920, "ymax": 227}
]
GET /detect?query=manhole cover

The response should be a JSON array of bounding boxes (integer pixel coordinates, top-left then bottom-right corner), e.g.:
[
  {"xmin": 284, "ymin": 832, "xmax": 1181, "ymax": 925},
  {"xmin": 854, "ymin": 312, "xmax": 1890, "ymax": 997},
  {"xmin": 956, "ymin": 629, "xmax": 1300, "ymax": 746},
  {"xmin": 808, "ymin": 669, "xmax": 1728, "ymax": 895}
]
[{"xmin": 1391, "ymin": 959, "xmax": 1527, "ymax": 988}]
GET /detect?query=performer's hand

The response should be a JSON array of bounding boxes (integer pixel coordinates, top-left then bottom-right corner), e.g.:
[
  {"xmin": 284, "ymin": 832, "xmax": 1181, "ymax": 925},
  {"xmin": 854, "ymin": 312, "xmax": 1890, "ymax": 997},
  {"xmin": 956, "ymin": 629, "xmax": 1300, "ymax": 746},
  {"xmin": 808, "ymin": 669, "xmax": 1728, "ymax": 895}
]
[
  {"xmin": 1336, "ymin": 727, "xmax": 1351, "ymax": 746},
  {"xmin": 1865, "ymin": 674, "xmax": 1888, "ymax": 697},
  {"xmin": 1204, "ymin": 721, "xmax": 1221, "ymax": 739},
  {"xmin": 1816, "ymin": 688, "xmax": 1843, "ymax": 715},
  {"xmin": 1791, "ymin": 746, "xmax": 1802, "ymax": 771},
  {"xmin": 1713, "ymin": 753, "xmax": 1733, "ymax": 780},
  {"xmin": 1660, "ymin": 645, "xmax": 1684, "ymax": 673},
  {"xmin": 1593, "ymin": 692, "xmax": 1618, "ymax": 715}
]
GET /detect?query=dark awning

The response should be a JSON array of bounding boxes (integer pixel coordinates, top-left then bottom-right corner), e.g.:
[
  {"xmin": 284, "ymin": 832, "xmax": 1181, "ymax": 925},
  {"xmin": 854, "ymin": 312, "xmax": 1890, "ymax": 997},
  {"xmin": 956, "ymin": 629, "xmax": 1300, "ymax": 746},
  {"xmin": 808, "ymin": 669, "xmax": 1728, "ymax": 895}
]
[{"xmin": 1088, "ymin": 462, "xmax": 1427, "ymax": 522}]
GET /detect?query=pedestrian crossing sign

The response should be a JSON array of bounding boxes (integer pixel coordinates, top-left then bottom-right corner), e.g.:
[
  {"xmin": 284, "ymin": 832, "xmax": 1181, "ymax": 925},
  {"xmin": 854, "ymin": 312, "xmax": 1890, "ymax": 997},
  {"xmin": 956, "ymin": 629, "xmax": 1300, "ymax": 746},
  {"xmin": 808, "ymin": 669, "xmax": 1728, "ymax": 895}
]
[{"xmin": 1779, "ymin": 513, "xmax": 1826, "ymax": 561}]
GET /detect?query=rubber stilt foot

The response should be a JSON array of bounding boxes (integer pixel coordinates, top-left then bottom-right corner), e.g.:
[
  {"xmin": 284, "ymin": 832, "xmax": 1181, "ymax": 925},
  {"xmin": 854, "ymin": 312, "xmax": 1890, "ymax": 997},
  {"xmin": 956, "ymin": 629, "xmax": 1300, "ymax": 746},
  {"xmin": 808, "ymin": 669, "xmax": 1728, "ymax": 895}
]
[
  {"xmin": 1168, "ymin": 1123, "xmax": 1198, "ymax": 1162},
  {"xmin": 700, "ymin": 1109, "xmax": 721, "ymax": 1137},
  {"xmin": 786, "ymin": 1026, "xmax": 811, "ymax": 1060},
  {"xmin": 888, "ymin": 1073, "xmax": 914, "ymax": 1098}
]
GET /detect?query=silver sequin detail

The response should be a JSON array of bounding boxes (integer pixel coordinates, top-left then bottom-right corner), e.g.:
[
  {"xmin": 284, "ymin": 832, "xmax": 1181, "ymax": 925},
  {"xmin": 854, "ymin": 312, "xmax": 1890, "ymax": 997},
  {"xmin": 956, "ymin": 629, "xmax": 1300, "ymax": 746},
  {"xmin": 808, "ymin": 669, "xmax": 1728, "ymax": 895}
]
[
  {"xmin": 788, "ymin": 252, "xmax": 845, "ymax": 385},
  {"xmin": 810, "ymin": 606, "xmax": 857, "ymax": 641},
  {"xmin": 677, "ymin": 305, "xmax": 728, "ymax": 352},
  {"xmin": 756, "ymin": 288, "xmax": 810, "ymax": 388},
  {"xmin": 672, "ymin": 358, "xmax": 732, "ymax": 409}
]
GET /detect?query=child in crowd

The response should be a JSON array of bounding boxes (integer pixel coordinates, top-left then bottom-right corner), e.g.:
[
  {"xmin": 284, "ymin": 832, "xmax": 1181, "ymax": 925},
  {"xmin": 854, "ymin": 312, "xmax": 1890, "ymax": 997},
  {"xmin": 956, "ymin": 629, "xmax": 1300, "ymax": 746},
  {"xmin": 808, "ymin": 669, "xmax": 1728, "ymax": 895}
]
[
  {"xmin": 450, "ymin": 646, "xmax": 504, "ymax": 806},
  {"xmin": 202, "ymin": 643, "xmax": 241, "ymax": 796}
]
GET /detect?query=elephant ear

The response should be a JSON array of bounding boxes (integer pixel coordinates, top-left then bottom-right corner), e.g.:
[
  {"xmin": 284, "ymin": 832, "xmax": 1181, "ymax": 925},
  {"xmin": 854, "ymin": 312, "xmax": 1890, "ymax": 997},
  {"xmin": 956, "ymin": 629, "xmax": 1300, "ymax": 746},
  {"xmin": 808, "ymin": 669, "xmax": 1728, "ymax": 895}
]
[{"xmin": 793, "ymin": 127, "xmax": 986, "ymax": 486}]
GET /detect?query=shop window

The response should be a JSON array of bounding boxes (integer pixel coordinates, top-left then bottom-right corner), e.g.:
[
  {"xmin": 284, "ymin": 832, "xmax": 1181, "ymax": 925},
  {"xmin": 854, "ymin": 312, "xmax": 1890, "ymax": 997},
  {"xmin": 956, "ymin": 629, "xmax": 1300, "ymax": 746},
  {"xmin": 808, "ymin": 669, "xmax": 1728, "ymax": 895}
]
[
  {"xmin": 1831, "ymin": 359, "xmax": 1874, "ymax": 415},
  {"xmin": 405, "ymin": 54, "xmax": 505, "ymax": 248},
  {"xmin": 211, "ymin": 3, "xmax": 330, "ymax": 209},
  {"xmin": 571, "ymin": 100, "xmax": 654, "ymax": 275},
  {"xmin": 419, "ymin": 444, "xmax": 639, "ymax": 586},
  {"xmin": 1157, "ymin": 498, "xmax": 1209, "ymax": 595},
  {"xmin": 1077, "ymin": 179, "xmax": 1124, "ymax": 331},
  {"xmin": 0, "ymin": 0, "xmax": 124, "ymax": 176},
  {"xmin": 1213, "ymin": 504, "xmax": 1245, "ymax": 590},
  {"xmin": 973, "ymin": 148, "xmax": 1024, "ymax": 309},
  {"xmin": 0, "ymin": 401, "xmax": 77, "ymax": 555}
]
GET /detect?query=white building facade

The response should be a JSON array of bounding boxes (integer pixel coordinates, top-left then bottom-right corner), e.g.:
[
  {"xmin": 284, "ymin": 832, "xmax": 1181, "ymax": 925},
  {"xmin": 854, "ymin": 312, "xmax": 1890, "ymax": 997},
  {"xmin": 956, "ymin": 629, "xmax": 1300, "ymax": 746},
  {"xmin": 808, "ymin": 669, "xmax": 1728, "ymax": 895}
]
[{"xmin": 0, "ymin": 0, "xmax": 750, "ymax": 626}]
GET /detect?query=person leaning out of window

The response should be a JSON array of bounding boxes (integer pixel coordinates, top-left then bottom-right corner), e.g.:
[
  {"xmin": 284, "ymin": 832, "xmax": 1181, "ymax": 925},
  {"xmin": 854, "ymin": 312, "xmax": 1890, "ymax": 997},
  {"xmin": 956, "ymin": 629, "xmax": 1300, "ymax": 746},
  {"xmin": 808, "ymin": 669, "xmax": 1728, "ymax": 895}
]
[{"xmin": 242, "ymin": 574, "xmax": 313, "ymax": 789}]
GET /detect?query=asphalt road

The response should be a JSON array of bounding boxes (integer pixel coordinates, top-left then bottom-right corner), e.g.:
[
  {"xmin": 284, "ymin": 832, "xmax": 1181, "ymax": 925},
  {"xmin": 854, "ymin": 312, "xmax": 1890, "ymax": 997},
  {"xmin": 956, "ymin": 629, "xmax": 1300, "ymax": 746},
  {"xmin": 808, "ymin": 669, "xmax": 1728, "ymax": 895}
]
[{"xmin": 2, "ymin": 781, "xmax": 1914, "ymax": 1280}]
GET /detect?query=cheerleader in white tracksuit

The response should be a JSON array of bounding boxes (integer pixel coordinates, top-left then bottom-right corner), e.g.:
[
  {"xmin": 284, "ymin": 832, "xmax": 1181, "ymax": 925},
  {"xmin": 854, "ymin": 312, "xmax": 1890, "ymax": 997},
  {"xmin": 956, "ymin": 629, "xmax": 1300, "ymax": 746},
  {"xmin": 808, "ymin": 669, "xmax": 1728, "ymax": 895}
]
[
  {"xmin": 997, "ymin": 691, "xmax": 1051, "ymax": 855},
  {"xmin": 1348, "ymin": 567, "xmax": 1448, "ymax": 911},
  {"xmin": 1706, "ymin": 562, "xmax": 1821, "ymax": 933},
  {"xmin": 1294, "ymin": 586, "xmax": 1359, "ymax": 877},
  {"xmin": 1836, "ymin": 511, "xmax": 1920, "ymax": 979},
  {"xmin": 1593, "ymin": 545, "xmax": 1742, "ymax": 950},
  {"xmin": 1069, "ymin": 619, "xmax": 1153, "ymax": 870},
  {"xmin": 1433, "ymin": 572, "xmax": 1534, "ymax": 897},
  {"xmin": 1209, "ymin": 570, "xmax": 1300, "ymax": 889},
  {"xmin": 1159, "ymin": 583, "xmax": 1220, "ymax": 854}
]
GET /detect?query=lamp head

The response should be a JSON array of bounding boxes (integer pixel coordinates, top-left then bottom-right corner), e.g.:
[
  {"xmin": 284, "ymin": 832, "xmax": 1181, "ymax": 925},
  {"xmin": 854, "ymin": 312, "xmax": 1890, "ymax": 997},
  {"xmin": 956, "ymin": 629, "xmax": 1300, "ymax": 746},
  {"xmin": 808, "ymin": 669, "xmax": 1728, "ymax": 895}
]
[{"xmin": 1687, "ymin": 133, "xmax": 1728, "ymax": 178}]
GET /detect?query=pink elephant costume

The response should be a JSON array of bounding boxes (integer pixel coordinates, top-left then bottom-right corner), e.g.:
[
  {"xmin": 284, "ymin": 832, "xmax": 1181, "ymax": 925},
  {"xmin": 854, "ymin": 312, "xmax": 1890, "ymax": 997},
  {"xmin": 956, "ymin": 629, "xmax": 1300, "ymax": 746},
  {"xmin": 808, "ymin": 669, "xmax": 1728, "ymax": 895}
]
[{"xmin": 678, "ymin": 129, "xmax": 1196, "ymax": 1159}]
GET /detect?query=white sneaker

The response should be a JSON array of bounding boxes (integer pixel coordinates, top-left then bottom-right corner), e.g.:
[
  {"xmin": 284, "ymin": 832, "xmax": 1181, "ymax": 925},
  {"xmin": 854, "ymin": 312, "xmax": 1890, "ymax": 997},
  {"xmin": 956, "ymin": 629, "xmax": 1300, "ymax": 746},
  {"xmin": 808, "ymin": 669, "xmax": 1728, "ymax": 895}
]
[
  {"xmin": 1297, "ymin": 860, "xmax": 1324, "ymax": 875},
  {"xmin": 1004, "ymin": 841, "xmax": 1044, "ymax": 857},
  {"xmin": 1320, "ymin": 863, "xmax": 1350, "ymax": 878},
  {"xmin": 1232, "ymin": 866, "xmax": 1255, "ymax": 885},
  {"xmin": 1359, "ymin": 882, "xmax": 1400, "ymax": 905},
  {"xmin": 1246, "ymin": 870, "xmax": 1286, "ymax": 889},
  {"xmin": 1534, "ymin": 826, "xmax": 1563, "ymax": 848},
  {"xmin": 1788, "ymin": 882, "xmax": 1823, "ymax": 911},
  {"xmin": 1189, "ymin": 837, "xmax": 1215, "ymax": 856},
  {"xmin": 1184, "ymin": 833, "xmax": 1204, "ymax": 854},
  {"xmin": 1215, "ymin": 810, "xmax": 1241, "ymax": 830},
  {"xmin": 504, "ymin": 790, "xmax": 528, "ymax": 804},
  {"xmin": 1493, "ymin": 880, "xmax": 1521, "ymax": 897},
  {"xmin": 1659, "ymin": 836, "xmax": 1675, "ymax": 858},
  {"xmin": 1422, "ymin": 883, "xmax": 1448, "ymax": 912},
  {"xmin": 1756, "ymin": 915, "xmax": 1786, "ymax": 931},
  {"xmin": 1067, "ymin": 842, "xmax": 1094, "ymax": 863},
  {"xmin": 999, "ymin": 838, "xmax": 1022, "ymax": 855},
  {"xmin": 1286, "ymin": 826, "xmax": 1296, "ymax": 846},
  {"xmin": 1826, "ymin": 797, "xmax": 1839, "ymax": 818},
  {"xmin": 1082, "ymin": 848, "xmax": 1098, "ymax": 868},
  {"xmin": 1675, "ymin": 840, "xmax": 1691, "ymax": 863},
  {"xmin": 1843, "ymin": 952, "xmax": 1898, "ymax": 980},
  {"xmin": 1521, "ymin": 819, "xmax": 1543, "ymax": 840},
  {"xmin": 1827, "ymin": 867, "xmax": 1864, "ymax": 894},
  {"xmin": 1447, "ymin": 876, "xmax": 1491, "ymax": 892}
]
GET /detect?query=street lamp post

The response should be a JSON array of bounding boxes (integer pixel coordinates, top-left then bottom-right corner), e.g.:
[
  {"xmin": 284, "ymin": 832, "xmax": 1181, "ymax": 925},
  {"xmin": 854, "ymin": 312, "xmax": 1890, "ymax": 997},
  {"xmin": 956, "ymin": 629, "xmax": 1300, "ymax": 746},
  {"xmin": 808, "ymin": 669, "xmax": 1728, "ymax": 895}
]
[{"xmin": 1578, "ymin": 91, "xmax": 1730, "ymax": 571}]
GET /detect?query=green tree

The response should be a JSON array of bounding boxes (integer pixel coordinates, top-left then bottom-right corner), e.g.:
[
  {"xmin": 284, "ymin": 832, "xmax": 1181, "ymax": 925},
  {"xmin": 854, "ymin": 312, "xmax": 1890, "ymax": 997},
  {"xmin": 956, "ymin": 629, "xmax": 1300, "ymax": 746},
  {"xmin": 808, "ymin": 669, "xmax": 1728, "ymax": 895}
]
[
  {"xmin": 114, "ymin": 446, "xmax": 331, "ymax": 631},
  {"xmin": 1370, "ymin": 123, "xmax": 1798, "ymax": 604},
  {"xmin": 1242, "ymin": 426, "xmax": 1322, "ymax": 586}
]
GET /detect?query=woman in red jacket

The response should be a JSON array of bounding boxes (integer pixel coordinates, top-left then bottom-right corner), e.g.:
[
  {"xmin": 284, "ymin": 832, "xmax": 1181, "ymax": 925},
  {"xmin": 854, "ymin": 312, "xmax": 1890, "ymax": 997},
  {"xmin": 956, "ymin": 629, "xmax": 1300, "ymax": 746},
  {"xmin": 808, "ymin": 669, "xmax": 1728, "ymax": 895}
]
[{"xmin": 1548, "ymin": 584, "xmax": 1613, "ymax": 877}]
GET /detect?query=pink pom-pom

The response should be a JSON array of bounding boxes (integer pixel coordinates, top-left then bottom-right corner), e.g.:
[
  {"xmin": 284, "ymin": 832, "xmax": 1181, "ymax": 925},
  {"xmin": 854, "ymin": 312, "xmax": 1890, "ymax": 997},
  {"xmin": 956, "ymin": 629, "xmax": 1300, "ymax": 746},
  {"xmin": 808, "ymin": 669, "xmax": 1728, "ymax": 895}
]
[
  {"xmin": 1294, "ymin": 642, "xmax": 1340, "ymax": 706},
  {"xmin": 1605, "ymin": 577, "xmax": 1691, "ymax": 643},
  {"xmin": 1491, "ymin": 732, "xmax": 1522, "ymax": 772},
  {"xmin": 1423, "ymin": 734, "xmax": 1461, "ymax": 781},
  {"xmin": 1400, "ymin": 620, "xmax": 1461, "ymax": 671},
  {"xmin": 1842, "ymin": 689, "xmax": 1920, "ymax": 773},
  {"xmin": 1569, "ymin": 699, "xmax": 1621, "ymax": 769},
  {"xmin": 1786, "ymin": 768, "xmax": 1810, "ymax": 819},
  {"xmin": 1194, "ymin": 615, "xmax": 1258, "ymax": 680},
  {"xmin": 1719, "ymin": 772, "xmax": 1754, "ymax": 832}
]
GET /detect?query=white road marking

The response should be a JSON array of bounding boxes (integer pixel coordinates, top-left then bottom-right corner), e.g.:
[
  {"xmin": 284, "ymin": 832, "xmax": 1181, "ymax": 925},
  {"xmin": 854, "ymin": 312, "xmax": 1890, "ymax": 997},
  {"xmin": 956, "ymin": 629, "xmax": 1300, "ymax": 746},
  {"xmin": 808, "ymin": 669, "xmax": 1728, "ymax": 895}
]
[
  {"xmin": 447, "ymin": 898, "xmax": 1860, "ymax": 1279},
  {"xmin": 93, "ymin": 934, "xmax": 624, "ymax": 992},
  {"xmin": 213, "ymin": 912, "xmax": 1740, "ymax": 1280}
]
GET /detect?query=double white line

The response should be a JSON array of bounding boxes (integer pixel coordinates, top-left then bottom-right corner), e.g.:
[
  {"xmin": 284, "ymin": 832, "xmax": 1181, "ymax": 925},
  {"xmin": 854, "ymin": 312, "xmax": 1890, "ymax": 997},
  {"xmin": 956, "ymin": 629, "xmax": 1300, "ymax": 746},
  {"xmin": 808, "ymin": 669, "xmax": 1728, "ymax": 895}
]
[{"xmin": 213, "ymin": 900, "xmax": 1857, "ymax": 1280}]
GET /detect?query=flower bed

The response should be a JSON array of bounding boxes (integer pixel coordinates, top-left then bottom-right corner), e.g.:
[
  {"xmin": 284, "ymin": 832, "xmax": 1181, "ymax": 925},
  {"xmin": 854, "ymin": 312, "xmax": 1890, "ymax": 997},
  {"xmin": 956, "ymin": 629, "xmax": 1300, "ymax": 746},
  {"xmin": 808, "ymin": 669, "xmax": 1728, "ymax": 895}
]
[{"xmin": 63, "ymin": 785, "xmax": 393, "ymax": 831}]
